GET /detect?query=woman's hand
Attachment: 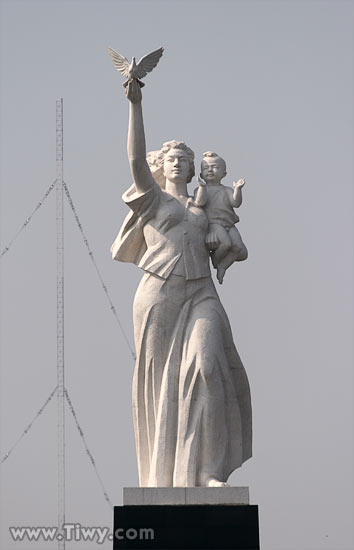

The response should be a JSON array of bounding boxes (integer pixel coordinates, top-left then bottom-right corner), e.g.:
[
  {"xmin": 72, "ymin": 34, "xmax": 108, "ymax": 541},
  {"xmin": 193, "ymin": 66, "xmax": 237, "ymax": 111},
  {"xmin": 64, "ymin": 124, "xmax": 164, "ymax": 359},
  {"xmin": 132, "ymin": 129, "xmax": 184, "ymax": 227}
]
[
  {"xmin": 206, "ymin": 231, "xmax": 219, "ymax": 250},
  {"xmin": 125, "ymin": 79, "xmax": 142, "ymax": 104}
]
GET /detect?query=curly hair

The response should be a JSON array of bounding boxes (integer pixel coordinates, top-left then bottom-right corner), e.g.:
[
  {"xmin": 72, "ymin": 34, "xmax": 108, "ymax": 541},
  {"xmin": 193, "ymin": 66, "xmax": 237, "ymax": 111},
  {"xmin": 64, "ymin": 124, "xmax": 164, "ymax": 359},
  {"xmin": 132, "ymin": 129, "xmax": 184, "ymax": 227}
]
[{"xmin": 147, "ymin": 140, "xmax": 195, "ymax": 189}]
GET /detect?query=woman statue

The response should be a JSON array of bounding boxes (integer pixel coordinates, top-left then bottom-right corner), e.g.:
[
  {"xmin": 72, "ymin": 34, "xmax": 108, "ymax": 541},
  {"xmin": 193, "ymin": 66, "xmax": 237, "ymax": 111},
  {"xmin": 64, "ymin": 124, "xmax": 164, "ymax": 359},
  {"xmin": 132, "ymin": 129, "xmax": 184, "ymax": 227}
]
[{"xmin": 111, "ymin": 80, "xmax": 252, "ymax": 488}]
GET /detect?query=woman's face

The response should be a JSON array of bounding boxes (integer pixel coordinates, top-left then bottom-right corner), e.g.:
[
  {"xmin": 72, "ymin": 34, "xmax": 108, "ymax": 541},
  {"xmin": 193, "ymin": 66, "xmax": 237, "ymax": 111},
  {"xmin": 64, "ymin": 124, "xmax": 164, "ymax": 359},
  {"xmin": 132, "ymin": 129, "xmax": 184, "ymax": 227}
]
[{"xmin": 163, "ymin": 149, "xmax": 190, "ymax": 184}]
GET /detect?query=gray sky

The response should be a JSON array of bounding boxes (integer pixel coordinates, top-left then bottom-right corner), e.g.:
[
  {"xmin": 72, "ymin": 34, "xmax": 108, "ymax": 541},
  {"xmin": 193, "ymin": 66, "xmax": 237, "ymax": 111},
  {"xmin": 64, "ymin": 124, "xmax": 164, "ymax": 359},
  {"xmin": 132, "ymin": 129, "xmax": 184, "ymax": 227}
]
[{"xmin": 1, "ymin": 1, "xmax": 353, "ymax": 549}]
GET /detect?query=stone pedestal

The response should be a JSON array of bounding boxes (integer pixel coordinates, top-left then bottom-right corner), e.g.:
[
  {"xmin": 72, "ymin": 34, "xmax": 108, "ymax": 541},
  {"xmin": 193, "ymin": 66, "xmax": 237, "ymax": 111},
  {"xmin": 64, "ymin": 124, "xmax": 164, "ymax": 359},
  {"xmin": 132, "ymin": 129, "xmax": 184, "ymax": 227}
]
[
  {"xmin": 124, "ymin": 487, "xmax": 250, "ymax": 506},
  {"xmin": 113, "ymin": 488, "xmax": 260, "ymax": 549}
]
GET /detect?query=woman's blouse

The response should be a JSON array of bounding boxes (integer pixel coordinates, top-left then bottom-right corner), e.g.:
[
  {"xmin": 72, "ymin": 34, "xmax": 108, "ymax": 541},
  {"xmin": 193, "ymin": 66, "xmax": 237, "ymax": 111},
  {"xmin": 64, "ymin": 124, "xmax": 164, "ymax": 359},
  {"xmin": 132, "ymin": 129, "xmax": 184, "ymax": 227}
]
[{"xmin": 111, "ymin": 182, "xmax": 211, "ymax": 280}]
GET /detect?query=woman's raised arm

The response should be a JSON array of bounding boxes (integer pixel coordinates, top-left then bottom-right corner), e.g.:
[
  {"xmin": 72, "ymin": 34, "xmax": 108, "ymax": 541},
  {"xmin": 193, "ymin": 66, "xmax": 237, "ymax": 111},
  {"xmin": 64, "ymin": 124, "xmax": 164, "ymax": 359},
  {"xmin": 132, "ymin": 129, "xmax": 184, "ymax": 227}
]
[{"xmin": 126, "ymin": 80, "xmax": 155, "ymax": 193}]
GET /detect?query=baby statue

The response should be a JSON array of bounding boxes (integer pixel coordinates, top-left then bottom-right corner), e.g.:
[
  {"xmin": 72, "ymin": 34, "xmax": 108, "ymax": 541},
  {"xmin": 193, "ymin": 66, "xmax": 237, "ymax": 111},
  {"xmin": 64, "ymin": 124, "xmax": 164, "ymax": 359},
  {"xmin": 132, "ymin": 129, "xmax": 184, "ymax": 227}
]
[{"xmin": 194, "ymin": 151, "xmax": 248, "ymax": 284}]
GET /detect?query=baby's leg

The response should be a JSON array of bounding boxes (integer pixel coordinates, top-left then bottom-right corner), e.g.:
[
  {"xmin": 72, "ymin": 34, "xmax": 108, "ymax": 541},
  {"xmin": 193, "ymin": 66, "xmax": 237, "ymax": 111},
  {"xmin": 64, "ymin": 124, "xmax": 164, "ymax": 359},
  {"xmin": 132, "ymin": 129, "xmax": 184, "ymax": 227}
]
[
  {"xmin": 207, "ymin": 224, "xmax": 231, "ymax": 284},
  {"xmin": 216, "ymin": 227, "xmax": 248, "ymax": 283},
  {"xmin": 228, "ymin": 226, "xmax": 248, "ymax": 261}
]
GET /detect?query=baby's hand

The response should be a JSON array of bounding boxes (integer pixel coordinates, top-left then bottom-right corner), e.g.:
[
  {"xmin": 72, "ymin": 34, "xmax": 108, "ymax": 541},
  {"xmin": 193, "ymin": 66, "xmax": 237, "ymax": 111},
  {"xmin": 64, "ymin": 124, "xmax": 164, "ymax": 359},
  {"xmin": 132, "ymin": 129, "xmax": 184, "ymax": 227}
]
[
  {"xmin": 197, "ymin": 176, "xmax": 207, "ymax": 187},
  {"xmin": 233, "ymin": 178, "xmax": 245, "ymax": 189}
]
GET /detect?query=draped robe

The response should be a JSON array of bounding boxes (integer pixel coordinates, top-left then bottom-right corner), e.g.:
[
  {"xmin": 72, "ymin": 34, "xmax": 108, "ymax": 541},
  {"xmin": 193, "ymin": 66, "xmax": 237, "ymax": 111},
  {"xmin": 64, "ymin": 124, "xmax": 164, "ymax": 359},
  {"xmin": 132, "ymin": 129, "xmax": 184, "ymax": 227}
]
[{"xmin": 111, "ymin": 182, "xmax": 252, "ymax": 486}]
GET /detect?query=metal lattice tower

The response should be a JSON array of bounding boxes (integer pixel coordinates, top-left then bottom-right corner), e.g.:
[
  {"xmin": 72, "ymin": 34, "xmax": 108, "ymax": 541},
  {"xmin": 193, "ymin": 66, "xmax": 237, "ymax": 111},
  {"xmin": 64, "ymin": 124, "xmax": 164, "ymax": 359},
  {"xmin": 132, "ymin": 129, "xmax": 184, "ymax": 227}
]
[
  {"xmin": 56, "ymin": 98, "xmax": 65, "ymax": 550},
  {"xmin": 1, "ymin": 98, "xmax": 116, "ymax": 541}
]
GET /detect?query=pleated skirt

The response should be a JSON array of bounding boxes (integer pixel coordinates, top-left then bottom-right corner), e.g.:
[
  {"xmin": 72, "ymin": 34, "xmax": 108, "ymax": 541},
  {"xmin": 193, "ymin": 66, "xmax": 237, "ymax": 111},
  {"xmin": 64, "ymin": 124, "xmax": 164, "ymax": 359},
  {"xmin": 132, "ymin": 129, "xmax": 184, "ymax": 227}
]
[{"xmin": 132, "ymin": 272, "xmax": 252, "ymax": 487}]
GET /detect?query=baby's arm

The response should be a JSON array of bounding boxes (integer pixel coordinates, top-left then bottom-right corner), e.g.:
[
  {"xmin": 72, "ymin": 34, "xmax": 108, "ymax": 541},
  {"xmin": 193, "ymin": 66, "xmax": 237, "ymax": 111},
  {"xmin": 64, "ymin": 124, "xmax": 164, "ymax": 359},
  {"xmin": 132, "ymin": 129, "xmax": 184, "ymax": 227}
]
[
  {"xmin": 194, "ymin": 176, "xmax": 208, "ymax": 207},
  {"xmin": 229, "ymin": 178, "xmax": 245, "ymax": 208}
]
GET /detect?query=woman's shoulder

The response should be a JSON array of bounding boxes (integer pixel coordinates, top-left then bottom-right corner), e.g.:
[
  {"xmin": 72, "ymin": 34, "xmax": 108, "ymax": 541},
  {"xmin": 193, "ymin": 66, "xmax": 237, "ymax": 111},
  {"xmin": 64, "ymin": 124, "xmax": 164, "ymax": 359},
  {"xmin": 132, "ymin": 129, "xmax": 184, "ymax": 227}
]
[
  {"xmin": 123, "ymin": 181, "xmax": 162, "ymax": 203},
  {"xmin": 121, "ymin": 182, "xmax": 164, "ymax": 221}
]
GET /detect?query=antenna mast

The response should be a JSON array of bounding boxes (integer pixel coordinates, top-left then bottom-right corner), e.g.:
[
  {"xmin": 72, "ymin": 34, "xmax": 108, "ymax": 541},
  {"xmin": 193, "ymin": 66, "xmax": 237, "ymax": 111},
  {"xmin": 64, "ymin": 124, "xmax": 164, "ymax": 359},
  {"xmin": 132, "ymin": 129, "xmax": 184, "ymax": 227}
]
[{"xmin": 56, "ymin": 98, "xmax": 65, "ymax": 550}]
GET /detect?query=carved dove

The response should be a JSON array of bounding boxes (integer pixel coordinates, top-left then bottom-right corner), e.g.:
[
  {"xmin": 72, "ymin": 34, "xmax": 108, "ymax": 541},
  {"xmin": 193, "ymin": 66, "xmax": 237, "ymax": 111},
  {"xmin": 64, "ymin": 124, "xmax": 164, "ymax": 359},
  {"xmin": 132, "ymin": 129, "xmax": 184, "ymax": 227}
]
[{"xmin": 108, "ymin": 46, "xmax": 164, "ymax": 87}]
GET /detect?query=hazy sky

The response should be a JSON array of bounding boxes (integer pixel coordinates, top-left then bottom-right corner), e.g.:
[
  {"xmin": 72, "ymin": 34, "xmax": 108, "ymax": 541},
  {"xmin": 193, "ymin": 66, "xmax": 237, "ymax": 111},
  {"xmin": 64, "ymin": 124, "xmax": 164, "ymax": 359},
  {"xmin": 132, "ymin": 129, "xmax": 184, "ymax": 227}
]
[{"xmin": 1, "ymin": 1, "xmax": 353, "ymax": 549}]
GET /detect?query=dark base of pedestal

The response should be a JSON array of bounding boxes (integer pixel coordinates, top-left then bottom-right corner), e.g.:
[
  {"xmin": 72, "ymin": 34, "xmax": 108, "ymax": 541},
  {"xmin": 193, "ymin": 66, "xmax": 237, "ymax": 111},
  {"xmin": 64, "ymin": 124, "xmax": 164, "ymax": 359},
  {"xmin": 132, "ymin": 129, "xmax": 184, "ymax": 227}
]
[{"xmin": 113, "ymin": 505, "xmax": 260, "ymax": 549}]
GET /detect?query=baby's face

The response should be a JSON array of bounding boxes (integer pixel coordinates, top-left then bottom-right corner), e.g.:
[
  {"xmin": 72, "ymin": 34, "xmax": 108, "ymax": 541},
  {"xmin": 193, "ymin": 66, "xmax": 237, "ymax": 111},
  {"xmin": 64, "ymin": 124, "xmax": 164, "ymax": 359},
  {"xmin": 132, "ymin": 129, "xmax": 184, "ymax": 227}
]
[{"xmin": 200, "ymin": 157, "xmax": 226, "ymax": 184}]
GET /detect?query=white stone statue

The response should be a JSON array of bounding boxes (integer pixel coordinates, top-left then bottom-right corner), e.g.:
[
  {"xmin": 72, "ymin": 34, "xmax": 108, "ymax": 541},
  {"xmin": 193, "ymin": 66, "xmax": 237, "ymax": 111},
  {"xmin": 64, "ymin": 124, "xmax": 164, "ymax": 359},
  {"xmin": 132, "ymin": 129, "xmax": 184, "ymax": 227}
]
[{"xmin": 111, "ymin": 77, "xmax": 252, "ymax": 488}]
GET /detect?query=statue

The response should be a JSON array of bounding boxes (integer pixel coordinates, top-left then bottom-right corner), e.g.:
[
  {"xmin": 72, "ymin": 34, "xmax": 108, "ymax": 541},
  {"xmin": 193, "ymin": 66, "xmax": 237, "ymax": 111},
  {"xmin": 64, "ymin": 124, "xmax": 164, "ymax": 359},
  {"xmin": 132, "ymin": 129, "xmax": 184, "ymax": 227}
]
[
  {"xmin": 109, "ymin": 50, "xmax": 252, "ymax": 488},
  {"xmin": 196, "ymin": 152, "xmax": 248, "ymax": 284}
]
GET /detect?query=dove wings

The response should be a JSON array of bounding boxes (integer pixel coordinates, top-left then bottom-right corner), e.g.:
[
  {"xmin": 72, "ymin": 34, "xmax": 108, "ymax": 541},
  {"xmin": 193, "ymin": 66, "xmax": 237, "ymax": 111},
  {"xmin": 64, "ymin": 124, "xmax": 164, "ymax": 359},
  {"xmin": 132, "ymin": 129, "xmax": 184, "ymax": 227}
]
[{"xmin": 108, "ymin": 47, "xmax": 164, "ymax": 80}]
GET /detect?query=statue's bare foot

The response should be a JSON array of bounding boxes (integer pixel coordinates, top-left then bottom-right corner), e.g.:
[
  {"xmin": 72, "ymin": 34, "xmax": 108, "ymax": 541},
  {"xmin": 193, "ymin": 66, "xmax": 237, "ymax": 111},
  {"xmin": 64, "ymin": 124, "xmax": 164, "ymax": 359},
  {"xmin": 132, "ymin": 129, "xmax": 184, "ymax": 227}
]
[
  {"xmin": 217, "ymin": 267, "xmax": 226, "ymax": 284},
  {"xmin": 207, "ymin": 478, "xmax": 229, "ymax": 487}
]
